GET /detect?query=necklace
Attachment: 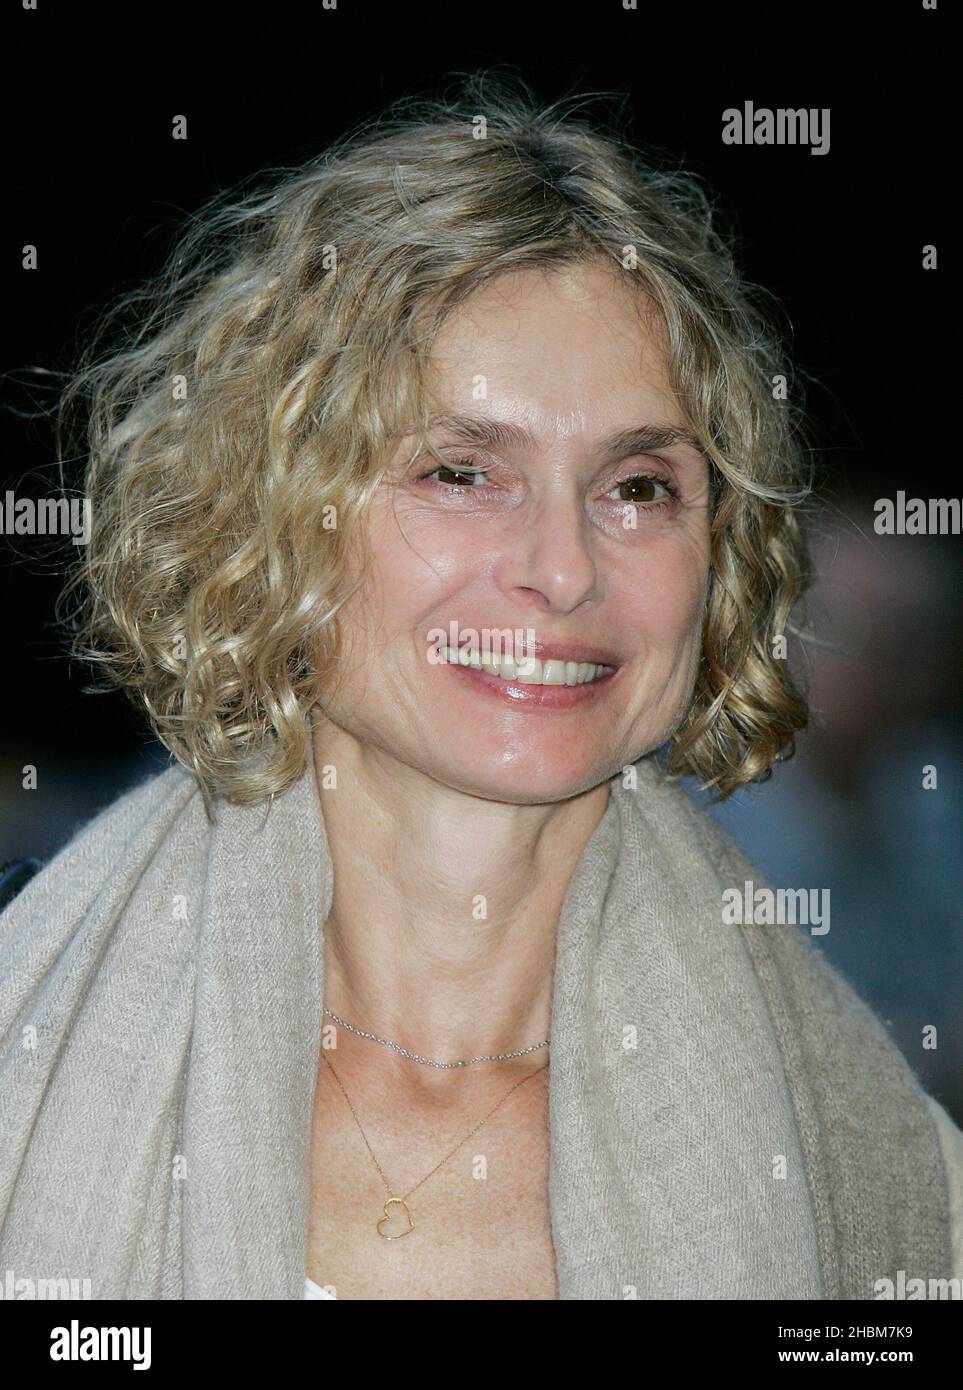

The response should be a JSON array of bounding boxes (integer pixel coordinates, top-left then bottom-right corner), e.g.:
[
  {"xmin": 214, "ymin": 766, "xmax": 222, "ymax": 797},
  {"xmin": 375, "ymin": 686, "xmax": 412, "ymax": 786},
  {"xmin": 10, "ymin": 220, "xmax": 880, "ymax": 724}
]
[
  {"xmin": 321, "ymin": 1051, "xmax": 548, "ymax": 1239},
  {"xmin": 323, "ymin": 1007, "xmax": 550, "ymax": 1069}
]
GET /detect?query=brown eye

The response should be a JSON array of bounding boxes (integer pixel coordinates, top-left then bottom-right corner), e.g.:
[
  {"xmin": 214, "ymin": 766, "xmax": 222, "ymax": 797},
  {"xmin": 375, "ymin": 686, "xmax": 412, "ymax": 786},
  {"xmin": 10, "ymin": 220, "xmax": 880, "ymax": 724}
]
[
  {"xmin": 434, "ymin": 466, "xmax": 483, "ymax": 487},
  {"xmin": 616, "ymin": 477, "xmax": 659, "ymax": 503},
  {"xmin": 607, "ymin": 475, "xmax": 675, "ymax": 504},
  {"xmin": 419, "ymin": 457, "xmax": 489, "ymax": 487}
]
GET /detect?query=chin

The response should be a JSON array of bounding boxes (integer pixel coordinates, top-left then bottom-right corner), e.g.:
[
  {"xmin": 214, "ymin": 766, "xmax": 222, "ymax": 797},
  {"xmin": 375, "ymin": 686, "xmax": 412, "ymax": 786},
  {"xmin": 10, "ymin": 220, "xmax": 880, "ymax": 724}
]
[{"xmin": 435, "ymin": 755, "xmax": 616, "ymax": 806}]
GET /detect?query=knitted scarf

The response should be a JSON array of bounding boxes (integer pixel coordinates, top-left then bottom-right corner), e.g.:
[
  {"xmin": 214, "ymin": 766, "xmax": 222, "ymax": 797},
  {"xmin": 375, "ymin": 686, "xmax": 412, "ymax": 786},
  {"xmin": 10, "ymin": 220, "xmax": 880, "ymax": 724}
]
[{"xmin": 0, "ymin": 752, "xmax": 952, "ymax": 1298}]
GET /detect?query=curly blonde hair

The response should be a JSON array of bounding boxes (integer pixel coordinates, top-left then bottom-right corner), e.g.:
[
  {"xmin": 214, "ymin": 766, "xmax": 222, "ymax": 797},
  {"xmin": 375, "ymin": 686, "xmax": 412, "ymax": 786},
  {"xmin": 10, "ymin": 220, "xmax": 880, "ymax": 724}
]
[{"xmin": 52, "ymin": 71, "xmax": 814, "ymax": 816}]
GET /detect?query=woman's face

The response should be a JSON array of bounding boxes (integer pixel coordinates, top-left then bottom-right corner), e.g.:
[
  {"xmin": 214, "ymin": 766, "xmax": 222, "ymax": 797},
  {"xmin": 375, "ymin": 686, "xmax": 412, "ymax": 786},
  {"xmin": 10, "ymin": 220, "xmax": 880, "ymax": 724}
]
[{"xmin": 317, "ymin": 260, "xmax": 712, "ymax": 803}]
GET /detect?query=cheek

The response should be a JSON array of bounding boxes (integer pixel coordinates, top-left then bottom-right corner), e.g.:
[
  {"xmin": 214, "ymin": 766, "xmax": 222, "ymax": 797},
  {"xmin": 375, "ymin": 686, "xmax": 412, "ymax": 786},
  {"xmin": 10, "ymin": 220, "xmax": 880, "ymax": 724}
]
[
  {"xmin": 377, "ymin": 508, "xmax": 491, "ymax": 610},
  {"xmin": 341, "ymin": 505, "xmax": 479, "ymax": 654},
  {"xmin": 617, "ymin": 538, "xmax": 709, "ymax": 655}
]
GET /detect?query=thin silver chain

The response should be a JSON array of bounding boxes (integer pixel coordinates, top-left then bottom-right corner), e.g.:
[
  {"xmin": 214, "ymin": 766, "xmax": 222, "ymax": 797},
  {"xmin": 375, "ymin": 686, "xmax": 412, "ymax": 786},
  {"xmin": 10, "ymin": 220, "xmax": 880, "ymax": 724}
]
[{"xmin": 323, "ymin": 1008, "xmax": 550, "ymax": 1069}]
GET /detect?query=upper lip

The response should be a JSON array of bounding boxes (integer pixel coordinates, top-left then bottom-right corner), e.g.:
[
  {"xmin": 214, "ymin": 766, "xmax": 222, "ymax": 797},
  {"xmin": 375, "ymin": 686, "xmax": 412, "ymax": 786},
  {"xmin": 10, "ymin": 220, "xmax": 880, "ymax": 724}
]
[{"xmin": 445, "ymin": 636, "xmax": 622, "ymax": 669}]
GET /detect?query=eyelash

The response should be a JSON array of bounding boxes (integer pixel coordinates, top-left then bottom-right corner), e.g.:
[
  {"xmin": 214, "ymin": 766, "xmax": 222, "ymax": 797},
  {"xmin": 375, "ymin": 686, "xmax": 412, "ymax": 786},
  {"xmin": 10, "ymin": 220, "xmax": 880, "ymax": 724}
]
[{"xmin": 416, "ymin": 458, "xmax": 682, "ymax": 509}]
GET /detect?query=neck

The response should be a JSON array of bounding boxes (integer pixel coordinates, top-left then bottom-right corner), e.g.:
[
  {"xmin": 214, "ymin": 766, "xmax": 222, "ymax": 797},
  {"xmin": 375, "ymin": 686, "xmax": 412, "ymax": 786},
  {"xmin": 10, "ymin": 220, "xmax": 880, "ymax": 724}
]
[{"xmin": 310, "ymin": 711, "xmax": 611, "ymax": 1085}]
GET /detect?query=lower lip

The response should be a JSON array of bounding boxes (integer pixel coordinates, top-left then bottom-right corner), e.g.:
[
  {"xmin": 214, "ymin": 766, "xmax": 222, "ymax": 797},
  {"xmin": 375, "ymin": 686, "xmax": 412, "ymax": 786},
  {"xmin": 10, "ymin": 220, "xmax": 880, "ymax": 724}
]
[{"xmin": 440, "ymin": 660, "xmax": 622, "ymax": 710}]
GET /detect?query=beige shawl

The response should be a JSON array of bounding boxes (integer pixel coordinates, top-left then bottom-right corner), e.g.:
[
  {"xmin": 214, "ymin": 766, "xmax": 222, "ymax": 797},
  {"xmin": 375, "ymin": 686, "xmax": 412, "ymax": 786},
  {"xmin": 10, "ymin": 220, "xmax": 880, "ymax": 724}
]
[{"xmin": 0, "ymin": 750, "xmax": 957, "ymax": 1298}]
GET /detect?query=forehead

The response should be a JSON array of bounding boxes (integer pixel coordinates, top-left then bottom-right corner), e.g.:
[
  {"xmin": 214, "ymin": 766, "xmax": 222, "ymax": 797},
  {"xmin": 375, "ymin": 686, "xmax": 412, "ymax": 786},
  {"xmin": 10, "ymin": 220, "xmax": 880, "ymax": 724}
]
[{"xmin": 424, "ymin": 261, "xmax": 680, "ymax": 432}]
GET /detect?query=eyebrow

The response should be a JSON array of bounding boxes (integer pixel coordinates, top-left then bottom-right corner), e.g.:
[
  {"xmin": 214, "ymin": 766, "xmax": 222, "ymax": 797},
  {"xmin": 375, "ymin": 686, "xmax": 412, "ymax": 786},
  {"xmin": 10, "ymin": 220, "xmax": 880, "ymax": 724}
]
[{"xmin": 425, "ymin": 412, "xmax": 703, "ymax": 459}]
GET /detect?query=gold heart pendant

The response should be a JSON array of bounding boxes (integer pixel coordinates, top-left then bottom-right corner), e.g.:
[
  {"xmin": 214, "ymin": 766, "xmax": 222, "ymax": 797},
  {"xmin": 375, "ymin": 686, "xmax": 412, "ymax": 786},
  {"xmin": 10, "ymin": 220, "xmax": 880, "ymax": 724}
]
[{"xmin": 376, "ymin": 1196, "xmax": 414, "ymax": 1240}]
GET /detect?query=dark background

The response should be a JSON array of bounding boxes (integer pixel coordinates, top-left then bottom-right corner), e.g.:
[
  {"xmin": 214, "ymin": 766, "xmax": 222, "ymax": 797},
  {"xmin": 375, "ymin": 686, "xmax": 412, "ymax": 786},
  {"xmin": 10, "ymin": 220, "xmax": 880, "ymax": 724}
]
[{"xmin": 2, "ymin": 2, "xmax": 959, "ymax": 1121}]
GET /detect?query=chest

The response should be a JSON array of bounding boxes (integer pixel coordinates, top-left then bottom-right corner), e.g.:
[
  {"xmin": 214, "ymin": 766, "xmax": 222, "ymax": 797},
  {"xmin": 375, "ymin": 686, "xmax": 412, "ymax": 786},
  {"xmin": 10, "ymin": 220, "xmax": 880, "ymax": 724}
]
[{"xmin": 306, "ymin": 1069, "xmax": 559, "ymax": 1300}]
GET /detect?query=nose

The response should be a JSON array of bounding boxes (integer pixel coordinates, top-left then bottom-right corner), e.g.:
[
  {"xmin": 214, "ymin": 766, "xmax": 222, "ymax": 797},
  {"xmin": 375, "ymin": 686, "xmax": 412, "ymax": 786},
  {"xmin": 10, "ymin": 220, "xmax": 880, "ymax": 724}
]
[{"xmin": 492, "ymin": 488, "xmax": 601, "ymax": 615}]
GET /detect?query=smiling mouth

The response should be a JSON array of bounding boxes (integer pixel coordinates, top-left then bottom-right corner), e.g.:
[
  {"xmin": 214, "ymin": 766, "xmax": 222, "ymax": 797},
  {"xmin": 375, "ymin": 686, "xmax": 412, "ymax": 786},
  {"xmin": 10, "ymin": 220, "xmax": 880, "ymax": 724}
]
[{"xmin": 437, "ymin": 646, "xmax": 615, "ymax": 687}]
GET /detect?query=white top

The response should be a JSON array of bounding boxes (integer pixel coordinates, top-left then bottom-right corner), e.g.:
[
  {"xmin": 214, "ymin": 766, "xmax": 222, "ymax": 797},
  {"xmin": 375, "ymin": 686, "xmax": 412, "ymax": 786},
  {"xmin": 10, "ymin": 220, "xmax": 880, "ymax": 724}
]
[{"xmin": 304, "ymin": 1276, "xmax": 336, "ymax": 1300}]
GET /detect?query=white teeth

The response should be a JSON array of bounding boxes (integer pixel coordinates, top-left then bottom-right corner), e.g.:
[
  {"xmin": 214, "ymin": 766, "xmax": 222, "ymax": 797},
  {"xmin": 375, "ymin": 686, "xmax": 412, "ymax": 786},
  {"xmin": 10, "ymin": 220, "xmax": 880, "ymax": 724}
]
[{"xmin": 440, "ymin": 648, "xmax": 607, "ymax": 686}]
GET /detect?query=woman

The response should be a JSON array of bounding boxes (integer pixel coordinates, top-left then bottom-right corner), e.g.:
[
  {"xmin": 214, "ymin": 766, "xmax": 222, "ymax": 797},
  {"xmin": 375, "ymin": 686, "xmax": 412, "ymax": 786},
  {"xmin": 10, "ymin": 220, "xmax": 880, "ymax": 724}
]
[{"xmin": 1, "ymin": 75, "xmax": 960, "ymax": 1301}]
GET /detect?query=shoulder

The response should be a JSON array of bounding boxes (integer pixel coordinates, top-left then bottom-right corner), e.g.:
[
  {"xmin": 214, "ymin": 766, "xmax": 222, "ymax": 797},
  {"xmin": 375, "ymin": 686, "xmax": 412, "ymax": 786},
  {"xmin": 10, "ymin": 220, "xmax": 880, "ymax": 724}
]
[
  {"xmin": 0, "ymin": 761, "xmax": 202, "ymax": 944},
  {"xmin": 0, "ymin": 759, "xmax": 213, "ymax": 1070},
  {"xmin": 617, "ymin": 756, "xmax": 957, "ymax": 1280},
  {"xmin": 611, "ymin": 754, "xmax": 765, "ymax": 886},
  {"xmin": 0, "ymin": 858, "xmax": 44, "ymax": 914},
  {"xmin": 926, "ymin": 1096, "xmax": 963, "ymax": 1279}
]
